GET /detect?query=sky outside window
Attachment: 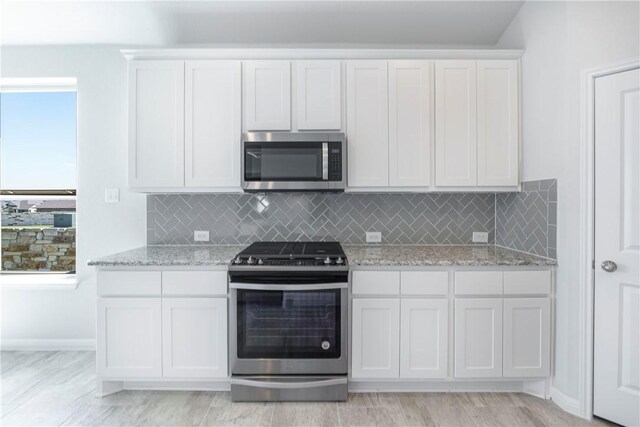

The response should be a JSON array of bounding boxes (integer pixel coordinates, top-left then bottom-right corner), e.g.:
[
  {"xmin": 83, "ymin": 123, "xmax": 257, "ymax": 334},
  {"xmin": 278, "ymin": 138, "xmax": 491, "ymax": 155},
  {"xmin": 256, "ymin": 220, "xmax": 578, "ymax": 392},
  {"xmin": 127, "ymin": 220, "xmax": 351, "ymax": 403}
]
[{"xmin": 1, "ymin": 91, "xmax": 77, "ymax": 189}]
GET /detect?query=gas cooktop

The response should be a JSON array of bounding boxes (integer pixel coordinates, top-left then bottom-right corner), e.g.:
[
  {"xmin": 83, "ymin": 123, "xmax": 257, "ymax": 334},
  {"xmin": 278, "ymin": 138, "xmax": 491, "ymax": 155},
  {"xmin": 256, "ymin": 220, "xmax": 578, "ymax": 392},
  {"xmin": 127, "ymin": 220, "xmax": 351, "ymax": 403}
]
[{"xmin": 230, "ymin": 241, "xmax": 347, "ymax": 267}]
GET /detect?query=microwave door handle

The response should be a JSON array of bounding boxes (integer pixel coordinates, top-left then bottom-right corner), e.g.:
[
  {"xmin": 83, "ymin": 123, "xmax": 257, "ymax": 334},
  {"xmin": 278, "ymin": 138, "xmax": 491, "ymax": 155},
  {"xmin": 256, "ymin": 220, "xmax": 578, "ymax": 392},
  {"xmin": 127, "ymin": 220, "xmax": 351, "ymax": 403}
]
[
  {"xmin": 229, "ymin": 282, "xmax": 348, "ymax": 291},
  {"xmin": 322, "ymin": 142, "xmax": 329, "ymax": 180}
]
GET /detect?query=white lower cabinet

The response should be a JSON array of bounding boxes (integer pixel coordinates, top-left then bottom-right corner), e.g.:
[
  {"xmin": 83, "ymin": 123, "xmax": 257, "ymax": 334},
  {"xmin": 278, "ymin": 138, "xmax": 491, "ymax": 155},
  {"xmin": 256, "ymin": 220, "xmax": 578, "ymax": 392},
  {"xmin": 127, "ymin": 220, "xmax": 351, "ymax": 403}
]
[
  {"xmin": 97, "ymin": 298, "xmax": 162, "ymax": 378},
  {"xmin": 400, "ymin": 299, "xmax": 448, "ymax": 379},
  {"xmin": 351, "ymin": 298, "xmax": 400, "ymax": 378},
  {"xmin": 162, "ymin": 298, "xmax": 228, "ymax": 378},
  {"xmin": 503, "ymin": 298, "xmax": 550, "ymax": 378},
  {"xmin": 454, "ymin": 298, "xmax": 503, "ymax": 378}
]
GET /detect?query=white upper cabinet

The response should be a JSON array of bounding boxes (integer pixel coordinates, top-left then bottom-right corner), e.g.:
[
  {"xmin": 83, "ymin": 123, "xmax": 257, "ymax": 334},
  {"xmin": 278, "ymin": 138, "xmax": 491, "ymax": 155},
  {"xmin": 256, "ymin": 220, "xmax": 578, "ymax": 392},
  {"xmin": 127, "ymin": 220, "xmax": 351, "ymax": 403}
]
[
  {"xmin": 346, "ymin": 60, "xmax": 389, "ymax": 187},
  {"xmin": 185, "ymin": 60, "xmax": 241, "ymax": 188},
  {"xmin": 477, "ymin": 60, "xmax": 519, "ymax": 186},
  {"xmin": 388, "ymin": 60, "xmax": 433, "ymax": 187},
  {"xmin": 295, "ymin": 60, "xmax": 342, "ymax": 130},
  {"xmin": 244, "ymin": 60, "xmax": 291, "ymax": 131},
  {"xmin": 435, "ymin": 60, "xmax": 477, "ymax": 187},
  {"xmin": 129, "ymin": 60, "xmax": 185, "ymax": 188}
]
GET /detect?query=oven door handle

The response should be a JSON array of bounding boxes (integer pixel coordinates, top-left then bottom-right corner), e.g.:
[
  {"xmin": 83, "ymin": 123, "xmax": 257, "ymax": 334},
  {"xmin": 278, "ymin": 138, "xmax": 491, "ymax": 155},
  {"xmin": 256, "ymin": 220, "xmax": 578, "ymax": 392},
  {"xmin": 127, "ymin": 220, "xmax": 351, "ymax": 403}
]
[
  {"xmin": 231, "ymin": 377, "xmax": 347, "ymax": 389},
  {"xmin": 230, "ymin": 282, "xmax": 348, "ymax": 291}
]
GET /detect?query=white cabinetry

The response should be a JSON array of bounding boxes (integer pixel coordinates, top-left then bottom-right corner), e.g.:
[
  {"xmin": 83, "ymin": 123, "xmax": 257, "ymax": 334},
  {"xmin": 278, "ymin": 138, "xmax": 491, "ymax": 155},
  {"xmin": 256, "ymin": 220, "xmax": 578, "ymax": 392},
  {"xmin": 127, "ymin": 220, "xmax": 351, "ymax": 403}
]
[
  {"xmin": 400, "ymin": 299, "xmax": 448, "ymax": 379},
  {"xmin": 244, "ymin": 60, "xmax": 291, "ymax": 131},
  {"xmin": 128, "ymin": 60, "xmax": 184, "ymax": 188},
  {"xmin": 295, "ymin": 60, "xmax": 342, "ymax": 130},
  {"xmin": 503, "ymin": 297, "xmax": 550, "ymax": 377},
  {"xmin": 435, "ymin": 60, "xmax": 477, "ymax": 186},
  {"xmin": 351, "ymin": 298, "xmax": 400, "ymax": 378},
  {"xmin": 435, "ymin": 59, "xmax": 519, "ymax": 187},
  {"xmin": 97, "ymin": 298, "xmax": 162, "ymax": 378},
  {"xmin": 346, "ymin": 61, "xmax": 389, "ymax": 187},
  {"xmin": 477, "ymin": 60, "xmax": 519, "ymax": 186},
  {"xmin": 162, "ymin": 298, "xmax": 228, "ymax": 378},
  {"xmin": 454, "ymin": 298, "xmax": 503, "ymax": 378},
  {"xmin": 388, "ymin": 60, "xmax": 432, "ymax": 187},
  {"xmin": 185, "ymin": 60, "xmax": 241, "ymax": 188}
]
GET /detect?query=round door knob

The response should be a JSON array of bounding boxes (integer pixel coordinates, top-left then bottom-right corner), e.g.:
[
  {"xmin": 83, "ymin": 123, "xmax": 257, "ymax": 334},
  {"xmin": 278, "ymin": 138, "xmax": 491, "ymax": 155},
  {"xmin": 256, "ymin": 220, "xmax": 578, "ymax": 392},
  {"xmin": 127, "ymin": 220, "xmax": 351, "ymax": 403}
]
[{"xmin": 601, "ymin": 260, "xmax": 618, "ymax": 272}]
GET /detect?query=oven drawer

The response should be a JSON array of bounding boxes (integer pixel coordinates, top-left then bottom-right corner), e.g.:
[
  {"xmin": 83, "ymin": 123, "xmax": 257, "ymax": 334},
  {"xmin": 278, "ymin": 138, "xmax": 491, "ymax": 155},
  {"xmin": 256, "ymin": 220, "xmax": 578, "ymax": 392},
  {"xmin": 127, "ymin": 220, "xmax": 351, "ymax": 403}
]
[{"xmin": 231, "ymin": 376, "xmax": 347, "ymax": 402}]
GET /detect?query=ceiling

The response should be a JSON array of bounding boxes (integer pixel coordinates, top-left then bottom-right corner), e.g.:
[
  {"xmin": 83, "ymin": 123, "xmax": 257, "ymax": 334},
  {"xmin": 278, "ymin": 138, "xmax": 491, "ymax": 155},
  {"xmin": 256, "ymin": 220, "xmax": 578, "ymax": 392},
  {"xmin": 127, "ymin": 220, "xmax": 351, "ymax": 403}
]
[{"xmin": 0, "ymin": 0, "xmax": 525, "ymax": 47}]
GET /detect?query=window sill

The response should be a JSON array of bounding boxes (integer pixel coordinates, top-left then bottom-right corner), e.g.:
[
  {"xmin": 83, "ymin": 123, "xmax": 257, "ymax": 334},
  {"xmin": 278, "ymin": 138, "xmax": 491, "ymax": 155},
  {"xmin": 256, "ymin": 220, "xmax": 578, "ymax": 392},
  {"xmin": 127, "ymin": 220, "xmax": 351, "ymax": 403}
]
[{"xmin": 0, "ymin": 273, "xmax": 78, "ymax": 290}]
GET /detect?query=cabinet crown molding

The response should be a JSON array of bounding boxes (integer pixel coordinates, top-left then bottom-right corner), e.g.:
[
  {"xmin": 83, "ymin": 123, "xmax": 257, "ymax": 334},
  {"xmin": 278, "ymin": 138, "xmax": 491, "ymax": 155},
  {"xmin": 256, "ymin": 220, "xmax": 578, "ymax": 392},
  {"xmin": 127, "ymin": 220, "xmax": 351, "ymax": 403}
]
[{"xmin": 121, "ymin": 48, "xmax": 525, "ymax": 61}]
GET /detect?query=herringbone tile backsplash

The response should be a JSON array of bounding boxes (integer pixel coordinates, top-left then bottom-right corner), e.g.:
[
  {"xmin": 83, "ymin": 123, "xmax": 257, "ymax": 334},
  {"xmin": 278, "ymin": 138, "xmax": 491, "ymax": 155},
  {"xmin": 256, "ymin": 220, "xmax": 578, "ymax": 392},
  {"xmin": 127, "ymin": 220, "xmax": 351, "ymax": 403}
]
[
  {"xmin": 148, "ymin": 193, "xmax": 496, "ymax": 245},
  {"xmin": 496, "ymin": 179, "xmax": 557, "ymax": 258}
]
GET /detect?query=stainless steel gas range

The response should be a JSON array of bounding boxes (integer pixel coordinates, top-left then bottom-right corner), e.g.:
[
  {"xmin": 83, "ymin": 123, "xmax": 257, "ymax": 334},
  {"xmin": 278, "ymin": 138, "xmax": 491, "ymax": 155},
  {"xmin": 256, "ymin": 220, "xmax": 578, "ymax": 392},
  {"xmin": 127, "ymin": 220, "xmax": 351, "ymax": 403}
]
[{"xmin": 228, "ymin": 242, "xmax": 348, "ymax": 402}]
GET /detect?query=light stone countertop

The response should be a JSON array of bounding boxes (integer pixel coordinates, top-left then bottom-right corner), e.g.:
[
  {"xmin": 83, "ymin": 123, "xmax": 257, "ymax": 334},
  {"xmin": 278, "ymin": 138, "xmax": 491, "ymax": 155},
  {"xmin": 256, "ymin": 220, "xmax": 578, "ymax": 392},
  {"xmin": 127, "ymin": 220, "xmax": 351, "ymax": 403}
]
[
  {"xmin": 88, "ymin": 244, "xmax": 555, "ymax": 267},
  {"xmin": 343, "ymin": 245, "xmax": 556, "ymax": 267}
]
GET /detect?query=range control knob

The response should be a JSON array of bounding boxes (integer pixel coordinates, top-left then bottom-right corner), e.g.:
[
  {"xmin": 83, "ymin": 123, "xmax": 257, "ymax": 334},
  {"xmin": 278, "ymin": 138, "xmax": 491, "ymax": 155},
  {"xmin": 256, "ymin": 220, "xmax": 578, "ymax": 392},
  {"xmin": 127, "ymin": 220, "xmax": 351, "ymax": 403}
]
[
  {"xmin": 233, "ymin": 257, "xmax": 243, "ymax": 264},
  {"xmin": 258, "ymin": 259, "xmax": 264, "ymax": 265},
  {"xmin": 247, "ymin": 256, "xmax": 256, "ymax": 265},
  {"xmin": 336, "ymin": 257, "xmax": 344, "ymax": 264},
  {"xmin": 324, "ymin": 257, "xmax": 332, "ymax": 265}
]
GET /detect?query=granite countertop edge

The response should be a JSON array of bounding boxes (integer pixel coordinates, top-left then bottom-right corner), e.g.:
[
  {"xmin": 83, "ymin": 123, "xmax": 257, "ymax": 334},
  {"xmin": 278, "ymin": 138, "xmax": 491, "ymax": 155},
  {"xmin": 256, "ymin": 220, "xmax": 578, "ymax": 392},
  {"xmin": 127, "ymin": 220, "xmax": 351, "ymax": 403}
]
[{"xmin": 87, "ymin": 244, "xmax": 556, "ymax": 267}]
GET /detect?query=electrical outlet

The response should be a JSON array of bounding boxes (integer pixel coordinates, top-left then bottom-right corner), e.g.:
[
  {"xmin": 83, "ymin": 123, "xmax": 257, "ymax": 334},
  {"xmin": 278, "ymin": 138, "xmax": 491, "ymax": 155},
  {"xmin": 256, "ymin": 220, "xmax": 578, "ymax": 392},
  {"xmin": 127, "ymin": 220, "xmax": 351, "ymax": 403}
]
[
  {"xmin": 472, "ymin": 231, "xmax": 489, "ymax": 243},
  {"xmin": 194, "ymin": 230, "xmax": 210, "ymax": 242},
  {"xmin": 105, "ymin": 188, "xmax": 119, "ymax": 203},
  {"xmin": 366, "ymin": 231, "xmax": 382, "ymax": 243}
]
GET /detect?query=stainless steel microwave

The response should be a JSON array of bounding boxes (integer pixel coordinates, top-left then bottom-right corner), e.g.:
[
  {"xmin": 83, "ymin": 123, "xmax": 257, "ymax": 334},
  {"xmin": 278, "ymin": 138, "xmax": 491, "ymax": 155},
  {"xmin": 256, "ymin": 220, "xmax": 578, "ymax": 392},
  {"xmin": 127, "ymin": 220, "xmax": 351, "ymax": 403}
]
[{"xmin": 242, "ymin": 132, "xmax": 346, "ymax": 192}]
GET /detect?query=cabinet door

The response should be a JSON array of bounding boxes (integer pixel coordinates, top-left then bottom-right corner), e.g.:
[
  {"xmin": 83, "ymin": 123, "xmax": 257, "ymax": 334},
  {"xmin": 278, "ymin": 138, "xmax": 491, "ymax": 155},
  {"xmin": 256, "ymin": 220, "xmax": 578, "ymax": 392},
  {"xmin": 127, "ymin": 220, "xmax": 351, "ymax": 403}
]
[
  {"xmin": 129, "ymin": 60, "xmax": 184, "ymax": 188},
  {"xmin": 346, "ymin": 61, "xmax": 389, "ymax": 187},
  {"xmin": 400, "ymin": 299, "xmax": 448, "ymax": 379},
  {"xmin": 351, "ymin": 298, "xmax": 399, "ymax": 378},
  {"xmin": 389, "ymin": 60, "xmax": 432, "ymax": 187},
  {"xmin": 503, "ymin": 298, "xmax": 550, "ymax": 378},
  {"xmin": 477, "ymin": 60, "xmax": 519, "ymax": 186},
  {"xmin": 244, "ymin": 60, "xmax": 291, "ymax": 130},
  {"xmin": 454, "ymin": 298, "xmax": 502, "ymax": 378},
  {"xmin": 97, "ymin": 298, "xmax": 162, "ymax": 378},
  {"xmin": 162, "ymin": 298, "xmax": 228, "ymax": 378},
  {"xmin": 296, "ymin": 60, "xmax": 341, "ymax": 130},
  {"xmin": 185, "ymin": 60, "xmax": 241, "ymax": 188},
  {"xmin": 435, "ymin": 60, "xmax": 477, "ymax": 187}
]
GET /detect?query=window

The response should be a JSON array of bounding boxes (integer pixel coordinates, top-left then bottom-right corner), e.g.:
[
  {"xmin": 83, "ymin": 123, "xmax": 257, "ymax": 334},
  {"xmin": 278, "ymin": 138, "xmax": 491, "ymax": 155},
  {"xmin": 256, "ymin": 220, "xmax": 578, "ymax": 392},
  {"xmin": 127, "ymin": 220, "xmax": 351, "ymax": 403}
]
[{"xmin": 1, "ymin": 79, "xmax": 77, "ymax": 274}]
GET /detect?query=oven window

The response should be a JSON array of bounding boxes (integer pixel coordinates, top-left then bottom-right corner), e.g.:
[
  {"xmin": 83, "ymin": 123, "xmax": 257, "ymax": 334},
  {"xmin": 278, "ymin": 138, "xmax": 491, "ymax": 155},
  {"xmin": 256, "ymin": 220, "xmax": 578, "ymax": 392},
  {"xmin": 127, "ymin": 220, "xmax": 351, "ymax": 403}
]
[
  {"xmin": 244, "ymin": 142, "xmax": 324, "ymax": 181},
  {"xmin": 237, "ymin": 289, "xmax": 341, "ymax": 359}
]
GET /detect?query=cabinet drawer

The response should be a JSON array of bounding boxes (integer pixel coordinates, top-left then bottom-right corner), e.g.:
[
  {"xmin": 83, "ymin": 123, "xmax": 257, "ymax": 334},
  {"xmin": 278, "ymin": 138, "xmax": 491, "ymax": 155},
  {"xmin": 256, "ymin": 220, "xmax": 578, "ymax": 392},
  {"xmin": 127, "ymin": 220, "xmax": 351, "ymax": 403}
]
[
  {"xmin": 503, "ymin": 271, "xmax": 551, "ymax": 295},
  {"xmin": 401, "ymin": 271, "xmax": 449, "ymax": 295},
  {"xmin": 97, "ymin": 271, "xmax": 161, "ymax": 296},
  {"xmin": 352, "ymin": 271, "xmax": 400, "ymax": 295},
  {"xmin": 162, "ymin": 271, "xmax": 227, "ymax": 296},
  {"xmin": 455, "ymin": 271, "xmax": 503, "ymax": 295}
]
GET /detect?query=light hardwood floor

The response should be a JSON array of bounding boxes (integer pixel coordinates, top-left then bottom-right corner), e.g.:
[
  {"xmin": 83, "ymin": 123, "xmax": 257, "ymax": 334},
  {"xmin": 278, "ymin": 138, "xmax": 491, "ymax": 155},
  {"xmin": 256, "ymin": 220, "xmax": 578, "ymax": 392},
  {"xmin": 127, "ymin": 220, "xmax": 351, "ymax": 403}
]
[{"xmin": 0, "ymin": 351, "xmax": 612, "ymax": 427}]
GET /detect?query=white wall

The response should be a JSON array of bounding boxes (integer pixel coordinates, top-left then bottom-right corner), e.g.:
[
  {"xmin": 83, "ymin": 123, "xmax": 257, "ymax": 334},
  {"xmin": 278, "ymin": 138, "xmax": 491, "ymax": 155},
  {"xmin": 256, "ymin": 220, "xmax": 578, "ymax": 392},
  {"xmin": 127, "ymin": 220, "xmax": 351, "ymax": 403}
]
[
  {"xmin": 497, "ymin": 0, "xmax": 639, "ymax": 408},
  {"xmin": 0, "ymin": 47, "xmax": 147, "ymax": 346}
]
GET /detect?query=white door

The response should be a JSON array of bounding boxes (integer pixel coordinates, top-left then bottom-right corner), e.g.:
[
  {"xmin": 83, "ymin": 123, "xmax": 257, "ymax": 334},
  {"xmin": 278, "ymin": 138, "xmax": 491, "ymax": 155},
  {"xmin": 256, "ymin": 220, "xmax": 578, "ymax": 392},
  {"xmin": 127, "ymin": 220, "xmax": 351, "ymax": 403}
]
[
  {"xmin": 435, "ymin": 60, "xmax": 477, "ymax": 187},
  {"xmin": 388, "ymin": 60, "xmax": 432, "ymax": 187},
  {"xmin": 400, "ymin": 299, "xmax": 447, "ymax": 379},
  {"xmin": 128, "ymin": 60, "xmax": 184, "ymax": 188},
  {"xmin": 503, "ymin": 298, "xmax": 550, "ymax": 378},
  {"xmin": 351, "ymin": 298, "xmax": 399, "ymax": 378},
  {"xmin": 185, "ymin": 60, "xmax": 241, "ymax": 188},
  {"xmin": 96, "ymin": 298, "xmax": 162, "ymax": 378},
  {"xmin": 454, "ymin": 298, "xmax": 502, "ymax": 378},
  {"xmin": 593, "ymin": 67, "xmax": 640, "ymax": 427},
  {"xmin": 244, "ymin": 60, "xmax": 291, "ymax": 131},
  {"xmin": 476, "ymin": 60, "xmax": 519, "ymax": 187},
  {"xmin": 295, "ymin": 60, "xmax": 342, "ymax": 130},
  {"xmin": 162, "ymin": 298, "xmax": 228, "ymax": 378},
  {"xmin": 346, "ymin": 60, "xmax": 389, "ymax": 187}
]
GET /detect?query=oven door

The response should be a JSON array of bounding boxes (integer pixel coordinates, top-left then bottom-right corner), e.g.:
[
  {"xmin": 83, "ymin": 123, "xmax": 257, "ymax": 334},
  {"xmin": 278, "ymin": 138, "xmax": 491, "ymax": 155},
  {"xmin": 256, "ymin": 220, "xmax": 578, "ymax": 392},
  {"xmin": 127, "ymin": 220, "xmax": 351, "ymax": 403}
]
[{"xmin": 230, "ymin": 282, "xmax": 348, "ymax": 375}]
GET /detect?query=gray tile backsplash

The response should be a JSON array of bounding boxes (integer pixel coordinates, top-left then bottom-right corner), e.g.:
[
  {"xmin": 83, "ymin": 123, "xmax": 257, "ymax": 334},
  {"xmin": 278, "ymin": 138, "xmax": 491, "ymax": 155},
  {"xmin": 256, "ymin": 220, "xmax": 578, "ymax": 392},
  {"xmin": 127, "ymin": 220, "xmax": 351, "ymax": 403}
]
[
  {"xmin": 496, "ymin": 179, "xmax": 557, "ymax": 258},
  {"xmin": 148, "ymin": 193, "xmax": 495, "ymax": 245}
]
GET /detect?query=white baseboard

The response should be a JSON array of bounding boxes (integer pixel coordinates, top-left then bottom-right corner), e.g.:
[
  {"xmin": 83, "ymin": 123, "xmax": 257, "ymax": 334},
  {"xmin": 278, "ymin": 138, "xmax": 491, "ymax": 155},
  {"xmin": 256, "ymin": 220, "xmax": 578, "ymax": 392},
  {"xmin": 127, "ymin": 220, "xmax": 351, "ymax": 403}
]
[
  {"xmin": 550, "ymin": 386, "xmax": 582, "ymax": 418},
  {"xmin": 349, "ymin": 380, "xmax": 524, "ymax": 393},
  {"xmin": 0, "ymin": 339, "xmax": 96, "ymax": 351}
]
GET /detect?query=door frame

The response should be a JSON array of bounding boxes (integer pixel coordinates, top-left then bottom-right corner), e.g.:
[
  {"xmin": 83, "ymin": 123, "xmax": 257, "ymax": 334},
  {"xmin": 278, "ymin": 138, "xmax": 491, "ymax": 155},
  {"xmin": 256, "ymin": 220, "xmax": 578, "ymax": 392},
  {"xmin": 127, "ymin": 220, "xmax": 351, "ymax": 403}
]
[{"xmin": 578, "ymin": 57, "xmax": 639, "ymax": 420}]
